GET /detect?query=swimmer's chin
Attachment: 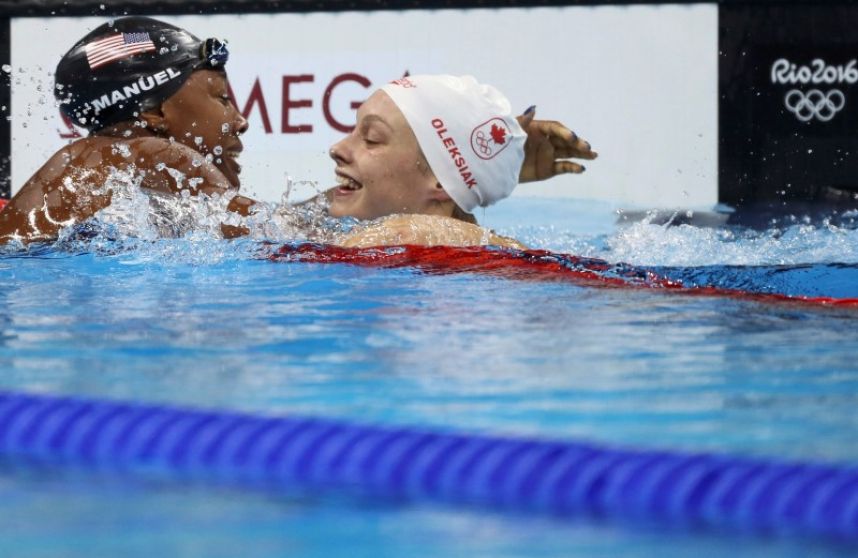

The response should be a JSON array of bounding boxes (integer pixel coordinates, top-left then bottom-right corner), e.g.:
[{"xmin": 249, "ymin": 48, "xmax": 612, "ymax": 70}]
[
  {"xmin": 218, "ymin": 158, "xmax": 242, "ymax": 189},
  {"xmin": 327, "ymin": 204, "xmax": 347, "ymax": 218},
  {"xmin": 328, "ymin": 201, "xmax": 366, "ymax": 220}
]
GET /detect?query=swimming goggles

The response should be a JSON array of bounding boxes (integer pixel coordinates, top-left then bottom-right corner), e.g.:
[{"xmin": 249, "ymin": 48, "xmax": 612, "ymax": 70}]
[{"xmin": 201, "ymin": 38, "xmax": 229, "ymax": 68}]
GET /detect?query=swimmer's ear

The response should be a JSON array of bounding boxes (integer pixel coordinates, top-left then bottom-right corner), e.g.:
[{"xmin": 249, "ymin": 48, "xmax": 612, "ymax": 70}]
[
  {"xmin": 138, "ymin": 109, "xmax": 169, "ymax": 134},
  {"xmin": 430, "ymin": 182, "xmax": 453, "ymax": 202}
]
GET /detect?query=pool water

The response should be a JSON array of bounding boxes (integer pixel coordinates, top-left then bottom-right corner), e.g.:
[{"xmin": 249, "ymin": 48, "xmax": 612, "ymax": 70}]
[{"xmin": 0, "ymin": 198, "xmax": 856, "ymax": 556}]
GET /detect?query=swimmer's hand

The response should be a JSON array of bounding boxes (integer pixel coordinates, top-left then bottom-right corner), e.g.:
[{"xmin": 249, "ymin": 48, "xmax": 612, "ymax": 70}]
[
  {"xmin": 337, "ymin": 214, "xmax": 525, "ymax": 250},
  {"xmin": 517, "ymin": 108, "xmax": 598, "ymax": 183}
]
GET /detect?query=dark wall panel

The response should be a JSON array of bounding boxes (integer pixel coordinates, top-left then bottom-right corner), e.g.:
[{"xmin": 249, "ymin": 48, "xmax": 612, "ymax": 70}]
[
  {"xmin": 720, "ymin": 4, "xmax": 858, "ymax": 206},
  {"xmin": 0, "ymin": 1, "xmax": 720, "ymax": 17},
  {"xmin": 0, "ymin": 18, "xmax": 8, "ymax": 199}
]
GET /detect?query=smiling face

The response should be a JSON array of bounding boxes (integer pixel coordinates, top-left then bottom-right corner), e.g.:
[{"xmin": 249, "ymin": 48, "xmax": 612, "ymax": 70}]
[
  {"xmin": 156, "ymin": 69, "xmax": 248, "ymax": 188},
  {"xmin": 328, "ymin": 90, "xmax": 454, "ymax": 220}
]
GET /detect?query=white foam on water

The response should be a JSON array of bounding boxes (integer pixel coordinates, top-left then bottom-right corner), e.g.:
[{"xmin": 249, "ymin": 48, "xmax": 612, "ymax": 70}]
[
  {"xmin": 596, "ymin": 220, "xmax": 858, "ymax": 267},
  {"xmin": 11, "ymin": 172, "xmax": 858, "ymax": 269},
  {"xmin": 498, "ymin": 200, "xmax": 858, "ymax": 267},
  {"xmin": 46, "ymin": 165, "xmax": 348, "ymax": 264}
]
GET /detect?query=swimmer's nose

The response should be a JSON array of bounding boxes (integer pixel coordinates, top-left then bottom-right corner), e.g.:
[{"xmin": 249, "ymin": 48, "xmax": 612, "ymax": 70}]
[
  {"xmin": 329, "ymin": 137, "xmax": 350, "ymax": 164},
  {"xmin": 234, "ymin": 111, "xmax": 249, "ymax": 135}
]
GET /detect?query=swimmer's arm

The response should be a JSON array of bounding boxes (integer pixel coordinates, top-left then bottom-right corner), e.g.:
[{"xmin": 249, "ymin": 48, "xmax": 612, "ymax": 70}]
[
  {"xmin": 337, "ymin": 214, "xmax": 525, "ymax": 249},
  {"xmin": 0, "ymin": 149, "xmax": 113, "ymax": 244},
  {"xmin": 131, "ymin": 138, "xmax": 259, "ymax": 238},
  {"xmin": 132, "ymin": 138, "xmax": 234, "ymax": 195},
  {"xmin": 516, "ymin": 110, "xmax": 598, "ymax": 183}
]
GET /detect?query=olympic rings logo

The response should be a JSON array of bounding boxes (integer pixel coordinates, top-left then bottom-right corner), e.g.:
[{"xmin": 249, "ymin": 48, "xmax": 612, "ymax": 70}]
[
  {"xmin": 470, "ymin": 118, "xmax": 511, "ymax": 160},
  {"xmin": 474, "ymin": 130, "xmax": 494, "ymax": 156},
  {"xmin": 784, "ymin": 89, "xmax": 846, "ymax": 122}
]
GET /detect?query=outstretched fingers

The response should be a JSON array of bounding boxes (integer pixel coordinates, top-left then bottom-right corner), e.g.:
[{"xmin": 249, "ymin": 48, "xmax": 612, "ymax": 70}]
[
  {"xmin": 517, "ymin": 110, "xmax": 597, "ymax": 182},
  {"xmin": 554, "ymin": 160, "xmax": 586, "ymax": 175},
  {"xmin": 535, "ymin": 120, "xmax": 597, "ymax": 160}
]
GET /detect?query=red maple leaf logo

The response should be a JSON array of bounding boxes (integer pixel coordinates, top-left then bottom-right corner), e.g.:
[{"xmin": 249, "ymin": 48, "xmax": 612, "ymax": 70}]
[{"xmin": 490, "ymin": 123, "xmax": 507, "ymax": 145}]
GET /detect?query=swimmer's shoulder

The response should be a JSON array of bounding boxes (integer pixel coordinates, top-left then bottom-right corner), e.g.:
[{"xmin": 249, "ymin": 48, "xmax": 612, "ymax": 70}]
[
  {"xmin": 339, "ymin": 214, "xmax": 526, "ymax": 249},
  {"xmin": 1, "ymin": 137, "xmax": 117, "ymax": 244},
  {"xmin": 12, "ymin": 134, "xmax": 212, "ymax": 203},
  {"xmin": 15, "ymin": 138, "xmax": 112, "ymax": 195}
]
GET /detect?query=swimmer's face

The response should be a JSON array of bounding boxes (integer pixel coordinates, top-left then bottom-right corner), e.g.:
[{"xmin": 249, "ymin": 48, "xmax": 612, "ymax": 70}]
[
  {"xmin": 328, "ymin": 90, "xmax": 450, "ymax": 220},
  {"xmin": 157, "ymin": 70, "xmax": 248, "ymax": 188}
]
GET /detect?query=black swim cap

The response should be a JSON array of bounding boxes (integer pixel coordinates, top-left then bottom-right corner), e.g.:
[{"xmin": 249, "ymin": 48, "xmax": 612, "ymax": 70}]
[{"xmin": 54, "ymin": 16, "xmax": 229, "ymax": 132}]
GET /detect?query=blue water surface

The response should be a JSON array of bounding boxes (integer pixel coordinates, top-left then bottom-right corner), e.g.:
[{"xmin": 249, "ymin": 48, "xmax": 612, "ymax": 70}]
[{"xmin": 0, "ymin": 198, "xmax": 856, "ymax": 557}]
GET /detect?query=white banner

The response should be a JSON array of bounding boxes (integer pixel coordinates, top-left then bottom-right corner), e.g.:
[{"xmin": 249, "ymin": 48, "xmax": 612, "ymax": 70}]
[{"xmin": 10, "ymin": 5, "xmax": 718, "ymax": 208}]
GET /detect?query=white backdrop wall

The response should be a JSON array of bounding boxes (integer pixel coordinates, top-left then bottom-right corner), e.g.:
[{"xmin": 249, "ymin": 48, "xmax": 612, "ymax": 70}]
[{"xmin": 10, "ymin": 5, "xmax": 718, "ymax": 208}]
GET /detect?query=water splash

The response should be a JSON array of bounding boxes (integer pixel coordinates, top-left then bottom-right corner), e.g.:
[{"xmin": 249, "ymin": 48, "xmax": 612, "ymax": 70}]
[
  {"xmin": 43, "ymin": 165, "xmax": 351, "ymax": 262},
  {"xmin": 8, "ymin": 164, "xmax": 858, "ymax": 286},
  {"xmin": 507, "ymin": 211, "xmax": 858, "ymax": 267},
  {"xmin": 601, "ymin": 219, "xmax": 858, "ymax": 266}
]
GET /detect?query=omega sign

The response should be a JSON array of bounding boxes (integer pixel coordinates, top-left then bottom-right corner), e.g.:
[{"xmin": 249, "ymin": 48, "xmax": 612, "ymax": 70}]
[
  {"xmin": 58, "ymin": 72, "xmax": 377, "ymax": 138},
  {"xmin": 770, "ymin": 58, "xmax": 857, "ymax": 122}
]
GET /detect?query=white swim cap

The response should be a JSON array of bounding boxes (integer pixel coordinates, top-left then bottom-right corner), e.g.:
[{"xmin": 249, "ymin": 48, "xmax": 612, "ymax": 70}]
[{"xmin": 381, "ymin": 75, "xmax": 526, "ymax": 213}]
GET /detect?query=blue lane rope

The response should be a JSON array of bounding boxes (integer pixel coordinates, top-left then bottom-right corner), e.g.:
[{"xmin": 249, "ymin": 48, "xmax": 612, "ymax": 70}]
[{"xmin": 0, "ymin": 390, "xmax": 856, "ymax": 540}]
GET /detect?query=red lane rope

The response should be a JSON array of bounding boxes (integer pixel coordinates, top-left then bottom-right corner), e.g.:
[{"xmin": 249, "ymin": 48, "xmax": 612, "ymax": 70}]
[{"xmin": 270, "ymin": 244, "xmax": 858, "ymax": 308}]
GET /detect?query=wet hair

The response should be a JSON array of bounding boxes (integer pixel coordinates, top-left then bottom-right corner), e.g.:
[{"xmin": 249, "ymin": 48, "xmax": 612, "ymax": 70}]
[{"xmin": 54, "ymin": 16, "xmax": 229, "ymax": 132}]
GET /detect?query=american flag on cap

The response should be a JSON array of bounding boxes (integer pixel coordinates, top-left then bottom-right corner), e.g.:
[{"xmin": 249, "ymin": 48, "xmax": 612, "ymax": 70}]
[{"xmin": 85, "ymin": 32, "xmax": 156, "ymax": 70}]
